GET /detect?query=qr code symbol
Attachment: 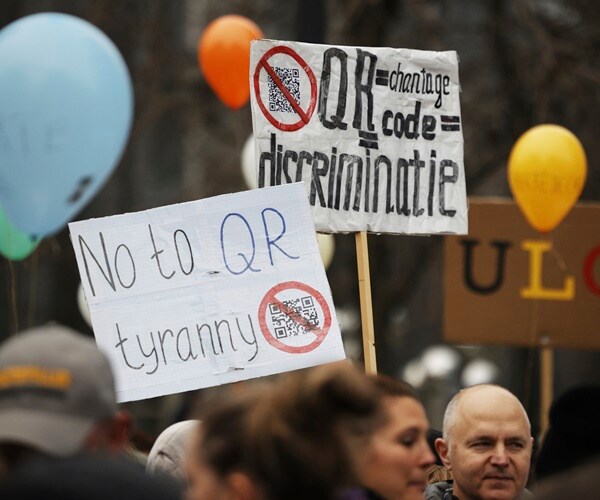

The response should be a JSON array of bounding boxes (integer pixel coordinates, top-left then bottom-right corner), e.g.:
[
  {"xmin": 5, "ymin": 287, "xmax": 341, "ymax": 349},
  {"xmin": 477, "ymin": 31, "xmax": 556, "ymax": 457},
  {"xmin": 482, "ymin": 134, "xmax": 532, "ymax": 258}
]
[
  {"xmin": 268, "ymin": 67, "xmax": 300, "ymax": 113},
  {"xmin": 269, "ymin": 295, "xmax": 319, "ymax": 338}
]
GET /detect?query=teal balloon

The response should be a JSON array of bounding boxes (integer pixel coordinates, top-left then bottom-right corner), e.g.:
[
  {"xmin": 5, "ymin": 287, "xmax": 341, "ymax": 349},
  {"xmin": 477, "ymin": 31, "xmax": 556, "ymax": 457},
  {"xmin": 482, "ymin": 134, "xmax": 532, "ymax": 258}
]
[
  {"xmin": 0, "ymin": 207, "xmax": 40, "ymax": 260},
  {"xmin": 0, "ymin": 13, "xmax": 133, "ymax": 236}
]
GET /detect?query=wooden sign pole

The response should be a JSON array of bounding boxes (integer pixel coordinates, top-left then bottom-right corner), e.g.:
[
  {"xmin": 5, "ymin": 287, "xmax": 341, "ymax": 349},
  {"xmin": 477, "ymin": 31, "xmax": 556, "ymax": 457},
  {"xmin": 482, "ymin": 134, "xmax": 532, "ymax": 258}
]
[
  {"xmin": 355, "ymin": 231, "xmax": 377, "ymax": 374},
  {"xmin": 540, "ymin": 342, "xmax": 554, "ymax": 437}
]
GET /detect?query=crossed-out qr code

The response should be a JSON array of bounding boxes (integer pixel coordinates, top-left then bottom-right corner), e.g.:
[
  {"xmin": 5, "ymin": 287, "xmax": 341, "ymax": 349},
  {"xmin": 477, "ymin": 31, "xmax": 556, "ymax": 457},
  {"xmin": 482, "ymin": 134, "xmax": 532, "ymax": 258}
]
[
  {"xmin": 268, "ymin": 67, "xmax": 300, "ymax": 113},
  {"xmin": 269, "ymin": 295, "xmax": 319, "ymax": 339}
]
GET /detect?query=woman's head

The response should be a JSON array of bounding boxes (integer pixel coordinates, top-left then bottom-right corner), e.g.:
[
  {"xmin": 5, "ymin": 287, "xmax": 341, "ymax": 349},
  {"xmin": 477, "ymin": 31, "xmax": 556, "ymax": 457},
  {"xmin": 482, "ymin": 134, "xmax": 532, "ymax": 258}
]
[
  {"xmin": 246, "ymin": 361, "xmax": 384, "ymax": 499},
  {"xmin": 186, "ymin": 362, "xmax": 384, "ymax": 500},
  {"xmin": 353, "ymin": 375, "xmax": 435, "ymax": 500},
  {"xmin": 185, "ymin": 391, "xmax": 262, "ymax": 500}
]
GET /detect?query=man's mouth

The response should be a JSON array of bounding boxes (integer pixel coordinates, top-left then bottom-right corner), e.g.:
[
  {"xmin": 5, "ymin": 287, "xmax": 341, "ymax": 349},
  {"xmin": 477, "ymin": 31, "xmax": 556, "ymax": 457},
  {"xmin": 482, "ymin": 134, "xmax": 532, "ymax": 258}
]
[{"xmin": 484, "ymin": 474, "xmax": 514, "ymax": 481}]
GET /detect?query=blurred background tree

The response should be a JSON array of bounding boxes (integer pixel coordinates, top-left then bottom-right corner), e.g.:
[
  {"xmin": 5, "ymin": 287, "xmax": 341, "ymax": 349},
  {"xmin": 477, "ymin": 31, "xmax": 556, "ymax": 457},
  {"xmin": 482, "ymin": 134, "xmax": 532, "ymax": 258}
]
[{"xmin": 1, "ymin": 0, "xmax": 598, "ymax": 436}]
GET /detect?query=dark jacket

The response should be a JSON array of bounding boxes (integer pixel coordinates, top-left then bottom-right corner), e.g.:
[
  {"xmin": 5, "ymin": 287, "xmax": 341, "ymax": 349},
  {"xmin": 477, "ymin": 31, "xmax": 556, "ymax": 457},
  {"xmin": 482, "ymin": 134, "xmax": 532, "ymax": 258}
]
[
  {"xmin": 424, "ymin": 481, "xmax": 534, "ymax": 500},
  {"xmin": 424, "ymin": 481, "xmax": 456, "ymax": 500}
]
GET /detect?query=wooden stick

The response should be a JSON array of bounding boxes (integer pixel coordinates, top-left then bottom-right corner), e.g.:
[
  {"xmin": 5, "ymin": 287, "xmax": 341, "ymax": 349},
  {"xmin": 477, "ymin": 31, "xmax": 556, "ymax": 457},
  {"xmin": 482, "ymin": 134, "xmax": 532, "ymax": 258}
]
[
  {"xmin": 355, "ymin": 231, "xmax": 377, "ymax": 374},
  {"xmin": 540, "ymin": 343, "xmax": 554, "ymax": 437}
]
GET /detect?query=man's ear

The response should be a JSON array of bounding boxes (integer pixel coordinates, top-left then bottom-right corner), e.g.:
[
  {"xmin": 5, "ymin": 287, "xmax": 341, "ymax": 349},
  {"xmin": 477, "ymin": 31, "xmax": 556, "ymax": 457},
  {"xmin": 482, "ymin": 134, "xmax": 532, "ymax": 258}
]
[
  {"xmin": 435, "ymin": 437, "xmax": 452, "ymax": 470},
  {"xmin": 227, "ymin": 471, "xmax": 262, "ymax": 500}
]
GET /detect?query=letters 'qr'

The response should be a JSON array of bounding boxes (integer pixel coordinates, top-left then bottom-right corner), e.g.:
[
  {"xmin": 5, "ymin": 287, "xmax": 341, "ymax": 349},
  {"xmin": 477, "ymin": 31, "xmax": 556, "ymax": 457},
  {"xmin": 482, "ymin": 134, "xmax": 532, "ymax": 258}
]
[
  {"xmin": 268, "ymin": 67, "xmax": 300, "ymax": 113},
  {"xmin": 269, "ymin": 295, "xmax": 319, "ymax": 339}
]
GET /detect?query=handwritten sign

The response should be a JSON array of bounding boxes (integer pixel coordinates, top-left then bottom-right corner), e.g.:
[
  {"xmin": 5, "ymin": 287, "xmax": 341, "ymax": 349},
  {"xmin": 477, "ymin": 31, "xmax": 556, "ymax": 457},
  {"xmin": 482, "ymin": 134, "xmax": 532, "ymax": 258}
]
[
  {"xmin": 69, "ymin": 184, "xmax": 345, "ymax": 402},
  {"xmin": 250, "ymin": 39, "xmax": 468, "ymax": 235}
]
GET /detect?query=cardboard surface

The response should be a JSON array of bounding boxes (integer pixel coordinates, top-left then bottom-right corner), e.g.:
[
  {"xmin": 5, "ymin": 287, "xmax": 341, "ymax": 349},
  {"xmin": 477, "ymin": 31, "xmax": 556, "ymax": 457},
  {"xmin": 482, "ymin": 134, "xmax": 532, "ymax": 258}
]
[{"xmin": 444, "ymin": 198, "xmax": 600, "ymax": 349}]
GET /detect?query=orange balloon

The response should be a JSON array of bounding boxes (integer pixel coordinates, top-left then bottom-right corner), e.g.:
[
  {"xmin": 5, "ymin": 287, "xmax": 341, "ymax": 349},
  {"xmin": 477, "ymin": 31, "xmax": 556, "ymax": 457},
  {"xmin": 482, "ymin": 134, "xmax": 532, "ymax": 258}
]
[
  {"xmin": 508, "ymin": 124, "xmax": 587, "ymax": 233},
  {"xmin": 198, "ymin": 15, "xmax": 263, "ymax": 110}
]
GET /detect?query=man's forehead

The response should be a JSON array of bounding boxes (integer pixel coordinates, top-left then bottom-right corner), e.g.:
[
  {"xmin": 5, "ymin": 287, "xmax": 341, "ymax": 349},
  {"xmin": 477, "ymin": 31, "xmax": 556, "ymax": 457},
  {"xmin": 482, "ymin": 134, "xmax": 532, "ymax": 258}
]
[
  {"xmin": 455, "ymin": 418, "xmax": 530, "ymax": 440},
  {"xmin": 452, "ymin": 390, "xmax": 530, "ymax": 437}
]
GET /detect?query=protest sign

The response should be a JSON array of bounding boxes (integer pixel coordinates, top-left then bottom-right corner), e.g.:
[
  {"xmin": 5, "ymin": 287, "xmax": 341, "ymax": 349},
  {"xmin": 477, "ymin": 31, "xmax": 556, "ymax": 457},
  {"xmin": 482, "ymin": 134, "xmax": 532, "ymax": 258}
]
[
  {"xmin": 250, "ymin": 39, "xmax": 468, "ymax": 235},
  {"xmin": 444, "ymin": 198, "xmax": 600, "ymax": 349},
  {"xmin": 69, "ymin": 183, "xmax": 345, "ymax": 402}
]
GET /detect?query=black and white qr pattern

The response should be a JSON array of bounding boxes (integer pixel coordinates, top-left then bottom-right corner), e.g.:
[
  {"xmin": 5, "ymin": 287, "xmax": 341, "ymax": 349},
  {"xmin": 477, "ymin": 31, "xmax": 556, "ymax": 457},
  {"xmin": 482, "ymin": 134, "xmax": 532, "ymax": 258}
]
[
  {"xmin": 268, "ymin": 67, "xmax": 300, "ymax": 113},
  {"xmin": 269, "ymin": 295, "xmax": 319, "ymax": 339}
]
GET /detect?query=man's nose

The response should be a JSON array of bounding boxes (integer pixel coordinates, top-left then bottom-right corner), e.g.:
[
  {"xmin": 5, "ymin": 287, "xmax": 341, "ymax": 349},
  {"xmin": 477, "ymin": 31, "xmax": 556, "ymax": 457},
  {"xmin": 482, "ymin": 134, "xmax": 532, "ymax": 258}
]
[{"xmin": 489, "ymin": 444, "xmax": 510, "ymax": 466}]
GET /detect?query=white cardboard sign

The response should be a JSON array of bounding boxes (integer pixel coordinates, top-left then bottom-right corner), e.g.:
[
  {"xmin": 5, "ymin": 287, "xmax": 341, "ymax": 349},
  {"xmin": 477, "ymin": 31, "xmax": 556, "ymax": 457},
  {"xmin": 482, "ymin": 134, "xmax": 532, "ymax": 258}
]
[
  {"xmin": 69, "ymin": 184, "xmax": 345, "ymax": 402},
  {"xmin": 250, "ymin": 39, "xmax": 468, "ymax": 235}
]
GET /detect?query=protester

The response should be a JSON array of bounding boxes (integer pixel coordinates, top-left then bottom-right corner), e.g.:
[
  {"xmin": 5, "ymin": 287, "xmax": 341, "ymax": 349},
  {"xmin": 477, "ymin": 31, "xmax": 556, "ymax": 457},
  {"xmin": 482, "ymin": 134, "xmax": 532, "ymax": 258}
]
[
  {"xmin": 147, "ymin": 419, "xmax": 199, "ymax": 486},
  {"xmin": 345, "ymin": 374, "xmax": 435, "ymax": 499},
  {"xmin": 0, "ymin": 453, "xmax": 181, "ymax": 499},
  {"xmin": 186, "ymin": 361, "xmax": 384, "ymax": 500},
  {"xmin": 0, "ymin": 324, "xmax": 132, "ymax": 473},
  {"xmin": 425, "ymin": 384, "xmax": 534, "ymax": 500},
  {"xmin": 534, "ymin": 384, "xmax": 600, "ymax": 482},
  {"xmin": 533, "ymin": 457, "xmax": 600, "ymax": 500}
]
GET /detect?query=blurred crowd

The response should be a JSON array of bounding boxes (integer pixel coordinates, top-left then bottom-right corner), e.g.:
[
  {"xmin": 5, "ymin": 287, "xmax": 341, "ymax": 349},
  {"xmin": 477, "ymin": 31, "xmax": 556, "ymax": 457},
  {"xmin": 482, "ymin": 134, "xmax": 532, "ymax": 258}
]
[{"xmin": 0, "ymin": 324, "xmax": 598, "ymax": 499}]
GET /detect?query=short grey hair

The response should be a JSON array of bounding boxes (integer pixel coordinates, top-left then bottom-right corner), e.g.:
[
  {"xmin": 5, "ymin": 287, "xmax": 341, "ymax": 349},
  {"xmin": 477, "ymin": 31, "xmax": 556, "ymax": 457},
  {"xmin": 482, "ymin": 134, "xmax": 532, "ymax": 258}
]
[{"xmin": 442, "ymin": 384, "xmax": 531, "ymax": 444}]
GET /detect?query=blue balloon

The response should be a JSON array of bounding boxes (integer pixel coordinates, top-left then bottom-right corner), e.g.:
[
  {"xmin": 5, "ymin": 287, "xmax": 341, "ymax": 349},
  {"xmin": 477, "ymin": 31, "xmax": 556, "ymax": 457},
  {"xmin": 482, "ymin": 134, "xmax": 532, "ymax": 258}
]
[{"xmin": 0, "ymin": 13, "xmax": 133, "ymax": 236}]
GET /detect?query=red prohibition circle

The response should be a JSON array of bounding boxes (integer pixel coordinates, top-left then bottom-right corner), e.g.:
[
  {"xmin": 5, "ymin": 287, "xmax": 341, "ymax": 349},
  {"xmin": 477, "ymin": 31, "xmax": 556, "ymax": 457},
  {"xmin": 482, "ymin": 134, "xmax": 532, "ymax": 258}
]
[
  {"xmin": 253, "ymin": 45, "xmax": 318, "ymax": 132},
  {"xmin": 258, "ymin": 281, "xmax": 332, "ymax": 354}
]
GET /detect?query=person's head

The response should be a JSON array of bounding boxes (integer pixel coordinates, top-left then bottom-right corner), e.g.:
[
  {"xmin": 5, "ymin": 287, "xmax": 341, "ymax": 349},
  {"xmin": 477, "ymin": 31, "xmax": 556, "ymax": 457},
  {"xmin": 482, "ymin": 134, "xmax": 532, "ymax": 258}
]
[
  {"xmin": 435, "ymin": 384, "xmax": 533, "ymax": 500},
  {"xmin": 185, "ymin": 391, "xmax": 260, "ymax": 500},
  {"xmin": 247, "ymin": 361, "xmax": 384, "ymax": 500},
  {"xmin": 534, "ymin": 384, "xmax": 600, "ymax": 481},
  {"xmin": 186, "ymin": 361, "xmax": 384, "ymax": 500},
  {"xmin": 354, "ymin": 374, "xmax": 435, "ymax": 500},
  {"xmin": 147, "ymin": 420, "xmax": 199, "ymax": 486},
  {"xmin": 0, "ymin": 324, "xmax": 129, "ymax": 471},
  {"xmin": 533, "ymin": 458, "xmax": 600, "ymax": 500}
]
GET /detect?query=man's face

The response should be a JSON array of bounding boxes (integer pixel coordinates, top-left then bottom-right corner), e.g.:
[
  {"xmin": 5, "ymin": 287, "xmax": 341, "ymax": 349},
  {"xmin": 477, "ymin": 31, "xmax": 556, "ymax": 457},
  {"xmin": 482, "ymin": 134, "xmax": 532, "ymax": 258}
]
[{"xmin": 437, "ymin": 388, "xmax": 533, "ymax": 500}]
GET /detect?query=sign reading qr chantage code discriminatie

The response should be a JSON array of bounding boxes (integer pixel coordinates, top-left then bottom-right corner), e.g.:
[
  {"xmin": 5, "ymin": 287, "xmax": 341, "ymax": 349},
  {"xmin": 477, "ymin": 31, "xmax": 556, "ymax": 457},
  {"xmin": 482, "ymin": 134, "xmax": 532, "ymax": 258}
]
[
  {"xmin": 250, "ymin": 39, "xmax": 468, "ymax": 235},
  {"xmin": 69, "ymin": 183, "xmax": 345, "ymax": 403}
]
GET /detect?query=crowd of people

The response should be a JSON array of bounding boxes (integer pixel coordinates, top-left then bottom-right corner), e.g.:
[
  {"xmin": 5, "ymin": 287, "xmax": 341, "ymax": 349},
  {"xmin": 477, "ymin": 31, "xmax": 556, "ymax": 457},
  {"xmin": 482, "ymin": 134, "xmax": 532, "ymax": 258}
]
[{"xmin": 0, "ymin": 323, "xmax": 598, "ymax": 499}]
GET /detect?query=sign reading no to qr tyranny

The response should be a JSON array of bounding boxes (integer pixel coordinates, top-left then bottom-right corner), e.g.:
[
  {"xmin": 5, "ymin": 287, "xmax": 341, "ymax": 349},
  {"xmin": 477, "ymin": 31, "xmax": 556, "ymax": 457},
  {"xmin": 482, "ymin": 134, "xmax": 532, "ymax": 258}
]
[
  {"xmin": 250, "ymin": 39, "xmax": 468, "ymax": 235},
  {"xmin": 69, "ymin": 183, "xmax": 345, "ymax": 403}
]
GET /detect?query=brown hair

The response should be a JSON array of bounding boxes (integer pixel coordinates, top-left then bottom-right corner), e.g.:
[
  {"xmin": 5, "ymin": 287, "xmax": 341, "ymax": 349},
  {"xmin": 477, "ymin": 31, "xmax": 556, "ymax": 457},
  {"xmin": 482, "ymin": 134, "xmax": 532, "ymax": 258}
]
[
  {"xmin": 195, "ymin": 389, "xmax": 258, "ymax": 479},
  {"xmin": 246, "ymin": 362, "xmax": 384, "ymax": 499},
  {"xmin": 195, "ymin": 362, "xmax": 383, "ymax": 500},
  {"xmin": 369, "ymin": 373, "xmax": 418, "ymax": 399}
]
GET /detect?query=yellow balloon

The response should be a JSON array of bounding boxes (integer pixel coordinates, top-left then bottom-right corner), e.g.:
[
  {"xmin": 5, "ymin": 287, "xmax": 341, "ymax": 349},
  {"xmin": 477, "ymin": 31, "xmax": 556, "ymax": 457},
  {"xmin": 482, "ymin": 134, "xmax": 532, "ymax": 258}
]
[{"xmin": 508, "ymin": 124, "xmax": 587, "ymax": 233}]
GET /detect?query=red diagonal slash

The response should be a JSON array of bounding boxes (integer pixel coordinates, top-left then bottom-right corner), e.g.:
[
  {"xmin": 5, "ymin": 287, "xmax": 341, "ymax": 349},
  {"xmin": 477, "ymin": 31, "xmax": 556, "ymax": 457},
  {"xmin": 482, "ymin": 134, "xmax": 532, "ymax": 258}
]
[
  {"xmin": 258, "ymin": 281, "xmax": 332, "ymax": 354},
  {"xmin": 253, "ymin": 45, "xmax": 317, "ymax": 132}
]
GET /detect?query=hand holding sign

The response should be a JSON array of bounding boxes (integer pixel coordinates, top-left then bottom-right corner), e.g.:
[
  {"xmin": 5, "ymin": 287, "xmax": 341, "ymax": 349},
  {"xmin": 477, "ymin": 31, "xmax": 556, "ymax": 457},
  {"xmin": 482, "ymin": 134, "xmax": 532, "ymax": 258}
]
[
  {"xmin": 0, "ymin": 13, "xmax": 133, "ymax": 236},
  {"xmin": 198, "ymin": 15, "xmax": 263, "ymax": 110},
  {"xmin": 508, "ymin": 125, "xmax": 587, "ymax": 233}
]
